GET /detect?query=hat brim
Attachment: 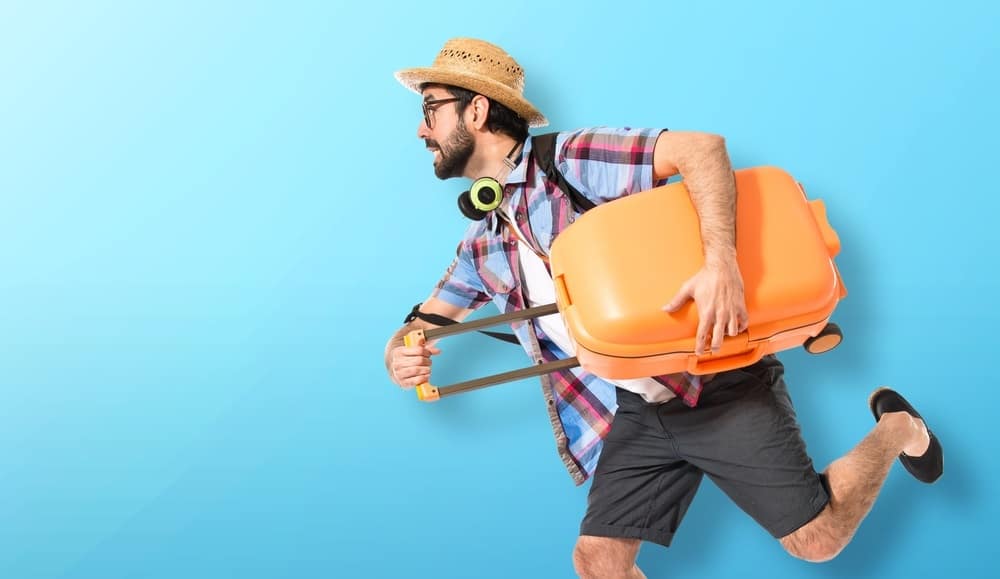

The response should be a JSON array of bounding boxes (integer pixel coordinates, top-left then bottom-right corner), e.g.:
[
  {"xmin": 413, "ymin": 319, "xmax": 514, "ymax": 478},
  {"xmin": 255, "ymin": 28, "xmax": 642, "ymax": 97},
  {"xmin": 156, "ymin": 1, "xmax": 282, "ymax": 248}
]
[{"xmin": 395, "ymin": 67, "xmax": 548, "ymax": 128}]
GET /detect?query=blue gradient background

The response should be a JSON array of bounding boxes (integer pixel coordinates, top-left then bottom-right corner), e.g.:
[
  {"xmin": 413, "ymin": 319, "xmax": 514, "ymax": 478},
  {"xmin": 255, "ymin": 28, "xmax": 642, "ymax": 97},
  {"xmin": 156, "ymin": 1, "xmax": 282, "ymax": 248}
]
[{"xmin": 1, "ymin": 1, "xmax": 996, "ymax": 578}]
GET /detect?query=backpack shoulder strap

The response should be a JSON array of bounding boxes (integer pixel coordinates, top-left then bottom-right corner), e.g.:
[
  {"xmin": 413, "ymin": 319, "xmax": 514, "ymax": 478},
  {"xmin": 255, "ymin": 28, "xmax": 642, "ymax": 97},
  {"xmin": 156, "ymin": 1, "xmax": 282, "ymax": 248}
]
[{"xmin": 530, "ymin": 133, "xmax": 596, "ymax": 213}]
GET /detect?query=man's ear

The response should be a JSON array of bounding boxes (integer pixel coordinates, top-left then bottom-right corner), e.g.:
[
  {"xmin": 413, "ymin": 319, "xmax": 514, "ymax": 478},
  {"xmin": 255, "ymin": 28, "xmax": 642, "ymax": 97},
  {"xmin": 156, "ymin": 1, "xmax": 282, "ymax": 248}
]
[{"xmin": 470, "ymin": 94, "xmax": 490, "ymax": 130}]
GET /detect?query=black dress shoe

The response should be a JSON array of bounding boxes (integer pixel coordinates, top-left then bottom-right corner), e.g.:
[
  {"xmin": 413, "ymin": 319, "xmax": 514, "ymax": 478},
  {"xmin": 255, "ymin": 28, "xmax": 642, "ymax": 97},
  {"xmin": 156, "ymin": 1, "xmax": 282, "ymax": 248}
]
[{"xmin": 869, "ymin": 387, "xmax": 943, "ymax": 484}]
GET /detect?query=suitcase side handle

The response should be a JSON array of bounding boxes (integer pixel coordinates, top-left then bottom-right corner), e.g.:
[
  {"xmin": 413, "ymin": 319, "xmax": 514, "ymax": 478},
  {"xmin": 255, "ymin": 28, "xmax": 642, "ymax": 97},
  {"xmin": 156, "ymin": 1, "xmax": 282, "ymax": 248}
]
[
  {"xmin": 806, "ymin": 197, "xmax": 841, "ymax": 258},
  {"xmin": 553, "ymin": 274, "xmax": 572, "ymax": 308},
  {"xmin": 687, "ymin": 344, "xmax": 765, "ymax": 375}
]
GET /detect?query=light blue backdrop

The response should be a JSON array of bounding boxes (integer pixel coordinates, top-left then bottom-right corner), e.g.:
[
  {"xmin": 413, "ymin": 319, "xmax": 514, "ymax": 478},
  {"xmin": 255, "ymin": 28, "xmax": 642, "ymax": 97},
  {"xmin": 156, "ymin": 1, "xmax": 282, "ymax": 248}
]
[{"xmin": 1, "ymin": 1, "xmax": 996, "ymax": 578}]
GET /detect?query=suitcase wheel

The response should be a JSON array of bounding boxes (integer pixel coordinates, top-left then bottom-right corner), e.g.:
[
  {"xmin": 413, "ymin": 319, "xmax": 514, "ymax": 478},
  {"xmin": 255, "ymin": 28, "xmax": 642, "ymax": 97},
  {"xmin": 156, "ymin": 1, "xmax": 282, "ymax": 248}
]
[{"xmin": 804, "ymin": 323, "xmax": 843, "ymax": 354}]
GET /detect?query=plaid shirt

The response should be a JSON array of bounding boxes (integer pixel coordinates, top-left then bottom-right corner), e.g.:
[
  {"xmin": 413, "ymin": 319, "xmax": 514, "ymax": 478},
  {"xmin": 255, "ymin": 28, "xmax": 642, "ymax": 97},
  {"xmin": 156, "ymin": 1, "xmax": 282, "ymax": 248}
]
[{"xmin": 432, "ymin": 128, "xmax": 703, "ymax": 485}]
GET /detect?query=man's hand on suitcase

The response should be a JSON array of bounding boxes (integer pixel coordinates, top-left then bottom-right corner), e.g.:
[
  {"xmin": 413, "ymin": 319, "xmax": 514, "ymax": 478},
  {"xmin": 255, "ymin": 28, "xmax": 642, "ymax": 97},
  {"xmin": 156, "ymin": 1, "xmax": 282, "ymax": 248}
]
[
  {"xmin": 390, "ymin": 342, "xmax": 442, "ymax": 388},
  {"xmin": 663, "ymin": 260, "xmax": 749, "ymax": 355}
]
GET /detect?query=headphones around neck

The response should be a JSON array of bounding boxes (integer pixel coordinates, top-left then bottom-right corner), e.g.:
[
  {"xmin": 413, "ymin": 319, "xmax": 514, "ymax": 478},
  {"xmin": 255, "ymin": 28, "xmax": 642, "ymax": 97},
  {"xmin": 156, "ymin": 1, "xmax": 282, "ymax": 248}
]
[
  {"xmin": 457, "ymin": 177, "xmax": 503, "ymax": 220},
  {"xmin": 456, "ymin": 141, "xmax": 523, "ymax": 221}
]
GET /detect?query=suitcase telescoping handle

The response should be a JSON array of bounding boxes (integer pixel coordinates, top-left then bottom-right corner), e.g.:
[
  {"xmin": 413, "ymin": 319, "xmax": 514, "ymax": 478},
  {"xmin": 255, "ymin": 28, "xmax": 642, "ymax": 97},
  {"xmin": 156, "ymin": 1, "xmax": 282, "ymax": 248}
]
[{"xmin": 403, "ymin": 304, "xmax": 580, "ymax": 402}]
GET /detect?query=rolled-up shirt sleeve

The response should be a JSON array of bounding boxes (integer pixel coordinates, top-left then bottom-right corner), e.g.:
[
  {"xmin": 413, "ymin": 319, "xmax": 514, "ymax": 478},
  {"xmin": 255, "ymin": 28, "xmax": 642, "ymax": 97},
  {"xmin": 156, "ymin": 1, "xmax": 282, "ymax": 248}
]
[
  {"xmin": 431, "ymin": 241, "xmax": 491, "ymax": 310},
  {"xmin": 556, "ymin": 127, "xmax": 665, "ymax": 205}
]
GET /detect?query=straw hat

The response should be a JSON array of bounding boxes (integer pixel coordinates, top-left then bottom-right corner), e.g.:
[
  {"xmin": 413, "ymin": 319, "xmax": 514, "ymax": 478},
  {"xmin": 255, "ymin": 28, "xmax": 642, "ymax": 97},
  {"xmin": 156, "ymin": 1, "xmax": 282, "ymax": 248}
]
[{"xmin": 395, "ymin": 38, "xmax": 548, "ymax": 128}]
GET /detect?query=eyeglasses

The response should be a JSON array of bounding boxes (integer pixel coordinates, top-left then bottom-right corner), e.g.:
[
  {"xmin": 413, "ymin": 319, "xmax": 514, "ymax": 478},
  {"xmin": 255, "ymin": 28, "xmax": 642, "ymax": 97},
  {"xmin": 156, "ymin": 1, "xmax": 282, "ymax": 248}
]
[{"xmin": 422, "ymin": 97, "xmax": 461, "ymax": 129}]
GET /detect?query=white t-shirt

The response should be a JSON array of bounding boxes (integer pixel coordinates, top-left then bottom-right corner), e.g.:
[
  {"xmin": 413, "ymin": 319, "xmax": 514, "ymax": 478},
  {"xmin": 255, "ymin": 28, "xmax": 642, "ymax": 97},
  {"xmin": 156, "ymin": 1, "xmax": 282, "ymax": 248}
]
[{"xmin": 513, "ymin": 233, "xmax": 676, "ymax": 404}]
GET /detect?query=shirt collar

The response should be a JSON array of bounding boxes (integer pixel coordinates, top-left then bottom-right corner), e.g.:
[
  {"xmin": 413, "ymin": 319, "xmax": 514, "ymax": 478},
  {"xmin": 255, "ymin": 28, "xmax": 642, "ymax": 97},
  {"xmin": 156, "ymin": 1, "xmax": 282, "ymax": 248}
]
[
  {"xmin": 486, "ymin": 139, "xmax": 531, "ymax": 234},
  {"xmin": 505, "ymin": 138, "xmax": 532, "ymax": 185}
]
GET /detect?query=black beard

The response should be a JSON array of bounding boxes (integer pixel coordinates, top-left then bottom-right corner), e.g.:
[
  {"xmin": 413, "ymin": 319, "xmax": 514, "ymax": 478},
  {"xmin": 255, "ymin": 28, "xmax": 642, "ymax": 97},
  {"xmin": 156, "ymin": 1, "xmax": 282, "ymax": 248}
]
[{"xmin": 433, "ymin": 118, "xmax": 475, "ymax": 180}]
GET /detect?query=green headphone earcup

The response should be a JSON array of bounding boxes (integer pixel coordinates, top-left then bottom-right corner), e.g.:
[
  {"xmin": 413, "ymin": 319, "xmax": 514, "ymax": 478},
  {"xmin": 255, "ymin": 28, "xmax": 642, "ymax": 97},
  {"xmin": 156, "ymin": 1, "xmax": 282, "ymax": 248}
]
[{"xmin": 469, "ymin": 178, "xmax": 503, "ymax": 212}]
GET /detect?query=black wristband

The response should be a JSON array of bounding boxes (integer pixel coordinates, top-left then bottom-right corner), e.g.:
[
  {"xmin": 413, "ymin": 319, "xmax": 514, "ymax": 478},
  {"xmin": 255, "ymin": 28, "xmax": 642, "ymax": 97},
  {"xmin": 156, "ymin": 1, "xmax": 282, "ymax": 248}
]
[{"xmin": 404, "ymin": 302, "xmax": 458, "ymax": 326}]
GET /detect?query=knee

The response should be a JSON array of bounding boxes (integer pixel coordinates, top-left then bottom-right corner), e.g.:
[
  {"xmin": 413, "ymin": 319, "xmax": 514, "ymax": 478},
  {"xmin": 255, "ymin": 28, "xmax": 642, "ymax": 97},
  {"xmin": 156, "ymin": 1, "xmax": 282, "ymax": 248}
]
[
  {"xmin": 780, "ymin": 523, "xmax": 848, "ymax": 563},
  {"xmin": 572, "ymin": 539, "xmax": 604, "ymax": 578},
  {"xmin": 782, "ymin": 537, "xmax": 844, "ymax": 563},
  {"xmin": 573, "ymin": 536, "xmax": 638, "ymax": 579}
]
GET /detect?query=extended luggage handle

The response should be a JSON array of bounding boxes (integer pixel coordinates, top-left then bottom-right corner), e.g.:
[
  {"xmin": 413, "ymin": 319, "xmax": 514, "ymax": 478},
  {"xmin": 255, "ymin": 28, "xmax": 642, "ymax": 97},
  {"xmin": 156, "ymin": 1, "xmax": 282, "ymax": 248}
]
[{"xmin": 403, "ymin": 304, "xmax": 579, "ymax": 402}]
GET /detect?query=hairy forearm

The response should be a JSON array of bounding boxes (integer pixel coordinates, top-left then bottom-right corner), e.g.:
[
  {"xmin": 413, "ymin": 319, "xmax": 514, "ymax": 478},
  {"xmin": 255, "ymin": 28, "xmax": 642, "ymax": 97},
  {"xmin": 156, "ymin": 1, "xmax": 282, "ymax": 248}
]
[
  {"xmin": 677, "ymin": 135, "xmax": 738, "ymax": 267},
  {"xmin": 659, "ymin": 133, "xmax": 748, "ymax": 345}
]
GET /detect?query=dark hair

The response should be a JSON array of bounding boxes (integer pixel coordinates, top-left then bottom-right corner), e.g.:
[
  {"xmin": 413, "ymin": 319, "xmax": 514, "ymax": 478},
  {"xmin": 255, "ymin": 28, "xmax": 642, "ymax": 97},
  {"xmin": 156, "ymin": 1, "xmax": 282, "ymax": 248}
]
[{"xmin": 420, "ymin": 83, "xmax": 529, "ymax": 142}]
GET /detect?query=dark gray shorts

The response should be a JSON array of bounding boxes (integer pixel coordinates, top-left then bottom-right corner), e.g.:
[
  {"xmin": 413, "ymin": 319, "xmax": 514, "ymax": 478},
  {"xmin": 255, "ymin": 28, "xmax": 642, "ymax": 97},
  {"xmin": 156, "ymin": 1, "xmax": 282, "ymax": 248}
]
[{"xmin": 580, "ymin": 357, "xmax": 829, "ymax": 547}]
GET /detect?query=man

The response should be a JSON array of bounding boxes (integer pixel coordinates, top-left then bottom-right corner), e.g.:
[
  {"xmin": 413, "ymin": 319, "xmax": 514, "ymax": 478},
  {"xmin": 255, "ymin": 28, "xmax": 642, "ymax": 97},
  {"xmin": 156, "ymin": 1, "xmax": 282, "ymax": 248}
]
[{"xmin": 384, "ymin": 38, "xmax": 943, "ymax": 578}]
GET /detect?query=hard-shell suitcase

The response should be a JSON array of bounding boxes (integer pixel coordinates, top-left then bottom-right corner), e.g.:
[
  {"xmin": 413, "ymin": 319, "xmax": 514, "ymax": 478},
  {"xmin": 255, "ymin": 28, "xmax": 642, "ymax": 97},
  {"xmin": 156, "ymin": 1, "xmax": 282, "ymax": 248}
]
[
  {"xmin": 551, "ymin": 165, "xmax": 847, "ymax": 379},
  {"xmin": 406, "ymin": 166, "xmax": 846, "ymax": 401}
]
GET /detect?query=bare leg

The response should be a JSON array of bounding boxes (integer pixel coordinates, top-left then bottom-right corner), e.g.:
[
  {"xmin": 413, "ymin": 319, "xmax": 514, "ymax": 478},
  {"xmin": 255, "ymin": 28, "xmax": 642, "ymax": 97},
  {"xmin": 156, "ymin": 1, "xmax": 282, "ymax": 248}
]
[
  {"xmin": 573, "ymin": 536, "xmax": 646, "ymax": 579},
  {"xmin": 780, "ymin": 410, "xmax": 930, "ymax": 562}
]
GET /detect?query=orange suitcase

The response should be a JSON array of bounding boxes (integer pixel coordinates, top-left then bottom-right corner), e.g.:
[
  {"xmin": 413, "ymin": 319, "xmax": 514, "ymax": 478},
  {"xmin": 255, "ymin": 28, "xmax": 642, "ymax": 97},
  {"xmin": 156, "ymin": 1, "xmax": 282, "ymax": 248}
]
[
  {"xmin": 550, "ymin": 165, "xmax": 846, "ymax": 379},
  {"xmin": 406, "ymin": 166, "xmax": 846, "ymax": 401}
]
